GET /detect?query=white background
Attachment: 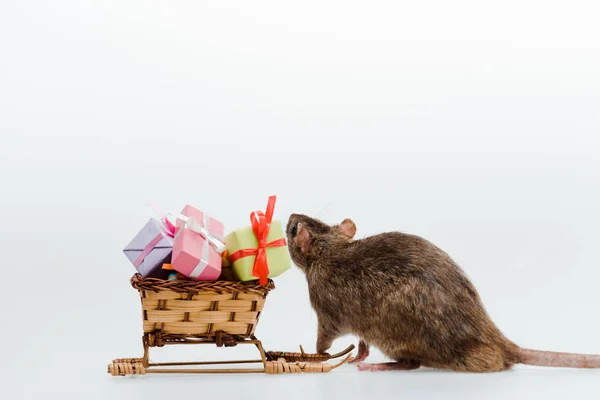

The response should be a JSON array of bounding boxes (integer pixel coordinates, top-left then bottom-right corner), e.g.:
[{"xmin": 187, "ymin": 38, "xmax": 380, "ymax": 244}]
[{"xmin": 1, "ymin": 1, "xmax": 600, "ymax": 399}]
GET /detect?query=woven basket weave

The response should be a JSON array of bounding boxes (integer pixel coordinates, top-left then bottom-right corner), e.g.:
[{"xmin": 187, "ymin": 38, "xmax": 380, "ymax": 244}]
[{"xmin": 131, "ymin": 273, "xmax": 275, "ymax": 340}]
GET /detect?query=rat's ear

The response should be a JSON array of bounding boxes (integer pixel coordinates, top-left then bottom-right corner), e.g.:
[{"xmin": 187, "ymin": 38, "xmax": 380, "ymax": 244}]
[
  {"xmin": 295, "ymin": 223, "xmax": 311, "ymax": 253},
  {"xmin": 338, "ymin": 218, "xmax": 356, "ymax": 238}
]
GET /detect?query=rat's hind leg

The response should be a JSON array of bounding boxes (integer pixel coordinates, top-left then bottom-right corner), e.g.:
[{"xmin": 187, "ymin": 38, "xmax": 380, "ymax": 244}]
[
  {"xmin": 357, "ymin": 358, "xmax": 420, "ymax": 372},
  {"xmin": 349, "ymin": 340, "xmax": 370, "ymax": 364},
  {"xmin": 436, "ymin": 344, "xmax": 511, "ymax": 372}
]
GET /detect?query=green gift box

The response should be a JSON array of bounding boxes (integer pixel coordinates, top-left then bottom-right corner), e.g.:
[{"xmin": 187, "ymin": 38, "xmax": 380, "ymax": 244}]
[{"xmin": 224, "ymin": 220, "xmax": 292, "ymax": 282}]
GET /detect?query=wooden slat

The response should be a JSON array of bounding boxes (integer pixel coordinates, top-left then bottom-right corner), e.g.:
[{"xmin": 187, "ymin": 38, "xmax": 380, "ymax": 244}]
[
  {"xmin": 149, "ymin": 321, "xmax": 254, "ymax": 335},
  {"xmin": 145, "ymin": 310, "xmax": 187, "ymax": 323},
  {"xmin": 191, "ymin": 293, "xmax": 235, "ymax": 301},
  {"xmin": 151, "ymin": 322, "xmax": 208, "ymax": 335},
  {"xmin": 145, "ymin": 310, "xmax": 255, "ymax": 324},
  {"xmin": 217, "ymin": 300, "xmax": 252, "ymax": 312},
  {"xmin": 217, "ymin": 300, "xmax": 254, "ymax": 312},
  {"xmin": 212, "ymin": 322, "xmax": 254, "ymax": 334},
  {"xmin": 141, "ymin": 299, "xmax": 212, "ymax": 311},
  {"xmin": 232, "ymin": 312, "xmax": 258, "ymax": 324},
  {"xmin": 236, "ymin": 293, "xmax": 264, "ymax": 301},
  {"xmin": 186, "ymin": 311, "xmax": 231, "ymax": 324}
]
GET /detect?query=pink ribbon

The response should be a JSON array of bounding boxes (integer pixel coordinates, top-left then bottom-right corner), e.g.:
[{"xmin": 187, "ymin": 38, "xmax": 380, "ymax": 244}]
[{"xmin": 133, "ymin": 202, "xmax": 177, "ymax": 269}]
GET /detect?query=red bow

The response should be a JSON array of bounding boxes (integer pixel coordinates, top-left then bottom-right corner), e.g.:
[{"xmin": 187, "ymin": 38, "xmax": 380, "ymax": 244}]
[{"xmin": 229, "ymin": 196, "xmax": 287, "ymax": 286}]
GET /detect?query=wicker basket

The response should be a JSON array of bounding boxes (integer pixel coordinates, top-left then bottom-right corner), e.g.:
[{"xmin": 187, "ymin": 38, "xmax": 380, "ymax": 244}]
[
  {"xmin": 131, "ymin": 273, "xmax": 274, "ymax": 342},
  {"xmin": 109, "ymin": 274, "xmax": 355, "ymax": 375}
]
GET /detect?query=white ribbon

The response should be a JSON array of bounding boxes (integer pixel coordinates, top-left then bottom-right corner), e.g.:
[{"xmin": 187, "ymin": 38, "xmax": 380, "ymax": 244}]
[{"xmin": 177, "ymin": 212, "xmax": 226, "ymax": 279}]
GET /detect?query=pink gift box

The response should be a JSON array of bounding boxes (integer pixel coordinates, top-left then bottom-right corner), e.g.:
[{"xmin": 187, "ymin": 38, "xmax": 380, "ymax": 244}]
[{"xmin": 172, "ymin": 205, "xmax": 224, "ymax": 281}]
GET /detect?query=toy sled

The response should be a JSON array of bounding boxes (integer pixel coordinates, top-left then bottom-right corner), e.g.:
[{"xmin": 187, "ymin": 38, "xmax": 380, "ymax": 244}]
[{"xmin": 107, "ymin": 274, "xmax": 353, "ymax": 375}]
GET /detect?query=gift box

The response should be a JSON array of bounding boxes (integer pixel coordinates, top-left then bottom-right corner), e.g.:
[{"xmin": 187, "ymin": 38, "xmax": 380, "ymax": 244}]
[
  {"xmin": 171, "ymin": 205, "xmax": 225, "ymax": 281},
  {"xmin": 219, "ymin": 251, "xmax": 235, "ymax": 281},
  {"xmin": 123, "ymin": 218, "xmax": 175, "ymax": 279},
  {"xmin": 225, "ymin": 196, "xmax": 291, "ymax": 285}
]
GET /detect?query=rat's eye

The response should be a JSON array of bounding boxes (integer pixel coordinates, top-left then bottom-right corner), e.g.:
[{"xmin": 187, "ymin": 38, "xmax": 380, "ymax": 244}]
[{"xmin": 291, "ymin": 224, "xmax": 298, "ymax": 236}]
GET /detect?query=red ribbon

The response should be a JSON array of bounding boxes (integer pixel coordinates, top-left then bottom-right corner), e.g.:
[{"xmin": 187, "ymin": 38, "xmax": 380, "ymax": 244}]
[{"xmin": 229, "ymin": 196, "xmax": 287, "ymax": 286}]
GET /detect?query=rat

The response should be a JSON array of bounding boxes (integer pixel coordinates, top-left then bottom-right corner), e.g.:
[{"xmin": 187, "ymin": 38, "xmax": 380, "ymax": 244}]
[{"xmin": 286, "ymin": 214, "xmax": 600, "ymax": 372}]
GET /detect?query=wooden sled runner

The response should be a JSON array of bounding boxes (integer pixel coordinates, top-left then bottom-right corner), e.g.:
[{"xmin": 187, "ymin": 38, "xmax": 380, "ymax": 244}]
[{"xmin": 108, "ymin": 274, "xmax": 354, "ymax": 375}]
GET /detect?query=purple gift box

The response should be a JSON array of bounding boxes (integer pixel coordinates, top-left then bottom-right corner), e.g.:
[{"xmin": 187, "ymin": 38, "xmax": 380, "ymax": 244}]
[{"xmin": 123, "ymin": 218, "xmax": 174, "ymax": 278}]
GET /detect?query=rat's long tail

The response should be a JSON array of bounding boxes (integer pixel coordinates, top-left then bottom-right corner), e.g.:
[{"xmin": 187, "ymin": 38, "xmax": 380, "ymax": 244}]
[{"xmin": 518, "ymin": 348, "xmax": 600, "ymax": 368}]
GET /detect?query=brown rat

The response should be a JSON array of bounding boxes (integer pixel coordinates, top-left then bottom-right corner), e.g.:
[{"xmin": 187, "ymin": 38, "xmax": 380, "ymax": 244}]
[{"xmin": 286, "ymin": 214, "xmax": 600, "ymax": 372}]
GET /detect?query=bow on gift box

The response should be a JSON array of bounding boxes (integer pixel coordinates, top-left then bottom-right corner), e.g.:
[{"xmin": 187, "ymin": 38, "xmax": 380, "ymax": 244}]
[
  {"xmin": 133, "ymin": 202, "xmax": 177, "ymax": 269},
  {"xmin": 176, "ymin": 212, "xmax": 227, "ymax": 279},
  {"xmin": 229, "ymin": 195, "xmax": 287, "ymax": 286}
]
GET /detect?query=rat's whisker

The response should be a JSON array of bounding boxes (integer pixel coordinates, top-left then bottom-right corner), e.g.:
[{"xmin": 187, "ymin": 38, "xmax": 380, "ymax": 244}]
[{"xmin": 314, "ymin": 201, "xmax": 333, "ymax": 219}]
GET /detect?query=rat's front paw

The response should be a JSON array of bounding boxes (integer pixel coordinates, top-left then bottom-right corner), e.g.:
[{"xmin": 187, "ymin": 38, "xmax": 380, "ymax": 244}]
[{"xmin": 316, "ymin": 338, "xmax": 333, "ymax": 354}]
